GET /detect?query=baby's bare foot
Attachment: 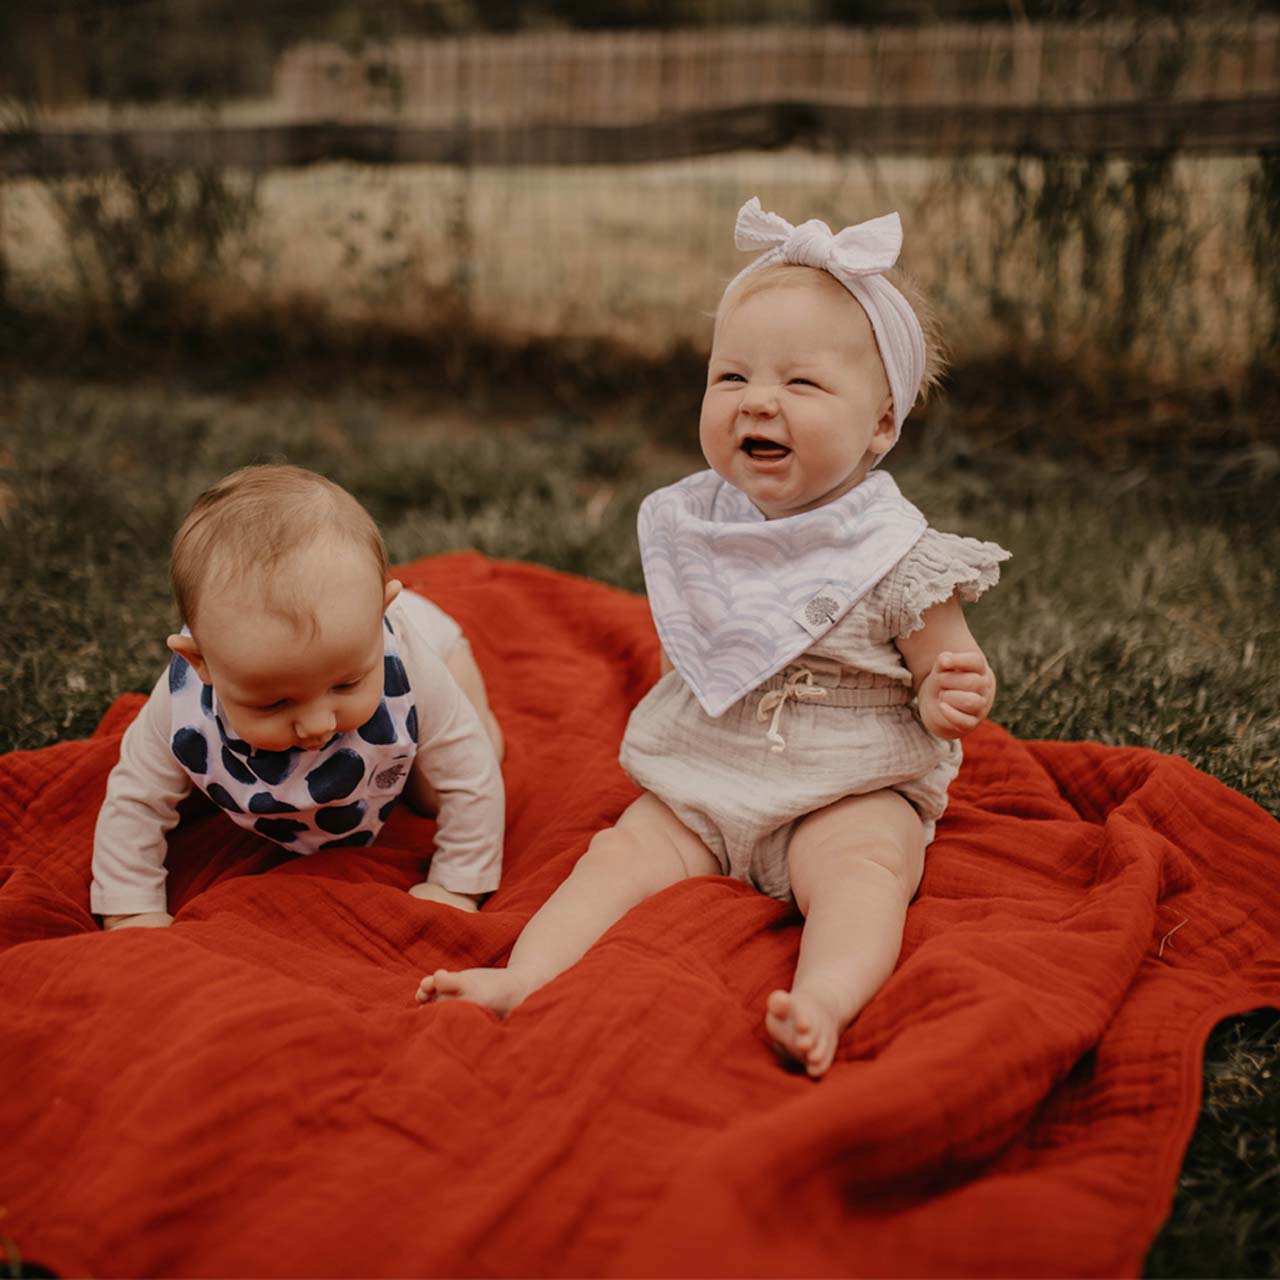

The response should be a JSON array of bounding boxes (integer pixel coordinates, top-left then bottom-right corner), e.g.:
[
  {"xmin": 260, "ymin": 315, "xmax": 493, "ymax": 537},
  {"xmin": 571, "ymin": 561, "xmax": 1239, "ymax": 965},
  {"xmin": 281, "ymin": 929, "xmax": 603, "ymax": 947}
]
[
  {"xmin": 765, "ymin": 988, "xmax": 844, "ymax": 1079},
  {"xmin": 416, "ymin": 967, "xmax": 532, "ymax": 1017}
]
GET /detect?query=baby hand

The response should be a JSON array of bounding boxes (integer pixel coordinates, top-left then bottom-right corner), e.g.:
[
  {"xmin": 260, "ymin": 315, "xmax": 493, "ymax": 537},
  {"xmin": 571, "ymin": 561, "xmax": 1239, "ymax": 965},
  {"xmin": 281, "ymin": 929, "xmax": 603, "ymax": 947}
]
[
  {"xmin": 101, "ymin": 911, "xmax": 174, "ymax": 931},
  {"xmin": 917, "ymin": 650, "xmax": 995, "ymax": 739},
  {"xmin": 408, "ymin": 882, "xmax": 481, "ymax": 912}
]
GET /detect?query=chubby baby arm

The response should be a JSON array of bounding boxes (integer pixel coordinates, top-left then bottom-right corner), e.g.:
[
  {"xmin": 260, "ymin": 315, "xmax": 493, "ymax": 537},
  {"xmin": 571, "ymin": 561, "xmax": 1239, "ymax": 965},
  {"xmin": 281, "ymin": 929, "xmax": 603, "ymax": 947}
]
[
  {"xmin": 405, "ymin": 648, "xmax": 505, "ymax": 911},
  {"xmin": 91, "ymin": 672, "xmax": 192, "ymax": 930},
  {"xmin": 896, "ymin": 594, "xmax": 996, "ymax": 739}
]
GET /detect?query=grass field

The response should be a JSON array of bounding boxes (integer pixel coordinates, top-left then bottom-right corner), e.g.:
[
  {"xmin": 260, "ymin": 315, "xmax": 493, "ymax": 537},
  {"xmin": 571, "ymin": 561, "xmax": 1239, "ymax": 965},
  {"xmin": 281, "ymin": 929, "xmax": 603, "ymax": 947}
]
[{"xmin": 1, "ymin": 368, "xmax": 1277, "ymax": 1275}]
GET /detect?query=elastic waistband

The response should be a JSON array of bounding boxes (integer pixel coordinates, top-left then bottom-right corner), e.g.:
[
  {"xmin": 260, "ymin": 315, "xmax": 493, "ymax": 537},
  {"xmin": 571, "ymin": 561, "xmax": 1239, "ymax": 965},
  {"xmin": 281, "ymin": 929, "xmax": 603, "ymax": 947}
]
[{"xmin": 758, "ymin": 661, "xmax": 913, "ymax": 708}]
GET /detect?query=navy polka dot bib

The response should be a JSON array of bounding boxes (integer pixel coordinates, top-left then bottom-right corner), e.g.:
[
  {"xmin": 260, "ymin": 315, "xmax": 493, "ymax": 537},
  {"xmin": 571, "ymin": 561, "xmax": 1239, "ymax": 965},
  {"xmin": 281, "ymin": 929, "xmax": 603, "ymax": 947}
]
[{"xmin": 167, "ymin": 617, "xmax": 419, "ymax": 854}]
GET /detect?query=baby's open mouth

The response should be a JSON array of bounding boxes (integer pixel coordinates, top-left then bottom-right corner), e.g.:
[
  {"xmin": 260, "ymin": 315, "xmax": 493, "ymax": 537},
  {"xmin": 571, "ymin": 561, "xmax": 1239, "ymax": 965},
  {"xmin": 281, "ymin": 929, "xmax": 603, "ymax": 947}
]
[{"xmin": 741, "ymin": 437, "xmax": 791, "ymax": 460}]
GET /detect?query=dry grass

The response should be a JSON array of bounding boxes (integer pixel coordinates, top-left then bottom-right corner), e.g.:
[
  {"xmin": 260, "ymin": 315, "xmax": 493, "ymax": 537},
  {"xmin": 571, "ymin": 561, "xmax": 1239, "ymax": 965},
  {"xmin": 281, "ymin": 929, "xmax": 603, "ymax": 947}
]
[{"xmin": 1, "ymin": 151, "xmax": 1267, "ymax": 377}]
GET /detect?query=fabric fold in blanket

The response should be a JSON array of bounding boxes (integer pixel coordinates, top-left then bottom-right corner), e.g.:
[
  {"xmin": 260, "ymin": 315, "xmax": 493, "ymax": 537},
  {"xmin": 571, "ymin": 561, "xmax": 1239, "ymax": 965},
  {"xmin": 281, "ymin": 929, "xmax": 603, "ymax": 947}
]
[{"xmin": 1, "ymin": 551, "xmax": 1276, "ymax": 1278}]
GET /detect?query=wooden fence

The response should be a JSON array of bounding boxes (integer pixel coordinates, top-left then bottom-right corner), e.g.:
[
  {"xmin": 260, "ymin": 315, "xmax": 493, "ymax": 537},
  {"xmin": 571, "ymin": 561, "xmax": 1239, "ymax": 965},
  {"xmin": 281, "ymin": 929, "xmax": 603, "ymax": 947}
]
[{"xmin": 4, "ymin": 19, "xmax": 1279, "ymax": 175}]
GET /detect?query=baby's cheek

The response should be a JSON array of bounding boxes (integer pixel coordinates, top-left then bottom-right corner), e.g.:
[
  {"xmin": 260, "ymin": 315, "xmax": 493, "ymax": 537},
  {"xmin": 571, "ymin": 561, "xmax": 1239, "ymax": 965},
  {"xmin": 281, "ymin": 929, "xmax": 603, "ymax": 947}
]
[
  {"xmin": 222, "ymin": 708, "xmax": 289, "ymax": 753},
  {"xmin": 218, "ymin": 708, "xmax": 255, "ymax": 745},
  {"xmin": 239, "ymin": 725, "xmax": 293, "ymax": 753},
  {"xmin": 339, "ymin": 691, "xmax": 384, "ymax": 735}
]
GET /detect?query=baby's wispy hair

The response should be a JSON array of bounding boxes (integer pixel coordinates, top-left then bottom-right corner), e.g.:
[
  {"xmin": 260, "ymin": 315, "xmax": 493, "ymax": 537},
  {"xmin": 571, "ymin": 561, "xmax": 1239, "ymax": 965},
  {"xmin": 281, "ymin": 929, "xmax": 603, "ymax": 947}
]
[{"xmin": 171, "ymin": 464, "xmax": 389, "ymax": 630}]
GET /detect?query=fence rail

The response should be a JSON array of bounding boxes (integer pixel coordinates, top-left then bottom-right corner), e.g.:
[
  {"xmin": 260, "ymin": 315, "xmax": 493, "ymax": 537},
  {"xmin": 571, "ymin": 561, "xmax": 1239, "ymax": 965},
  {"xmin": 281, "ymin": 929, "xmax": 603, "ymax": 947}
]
[
  {"xmin": 274, "ymin": 20, "xmax": 1280, "ymax": 120},
  {"xmin": 5, "ymin": 96, "xmax": 1279, "ymax": 178},
  {"xmin": 4, "ymin": 18, "xmax": 1278, "ymax": 175}
]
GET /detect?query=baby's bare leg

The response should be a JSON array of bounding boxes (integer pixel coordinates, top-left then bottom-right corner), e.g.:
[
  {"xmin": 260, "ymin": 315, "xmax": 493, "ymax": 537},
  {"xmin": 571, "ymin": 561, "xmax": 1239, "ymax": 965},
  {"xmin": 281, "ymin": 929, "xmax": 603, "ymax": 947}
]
[
  {"xmin": 445, "ymin": 644, "xmax": 505, "ymax": 762},
  {"xmin": 766, "ymin": 790, "xmax": 924, "ymax": 1079},
  {"xmin": 417, "ymin": 792, "xmax": 719, "ymax": 1014}
]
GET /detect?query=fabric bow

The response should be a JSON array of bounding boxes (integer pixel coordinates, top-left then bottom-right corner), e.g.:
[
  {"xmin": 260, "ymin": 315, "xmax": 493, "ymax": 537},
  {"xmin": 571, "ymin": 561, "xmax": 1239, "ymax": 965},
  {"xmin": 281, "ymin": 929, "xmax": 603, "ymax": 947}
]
[{"xmin": 734, "ymin": 197, "xmax": 903, "ymax": 280}]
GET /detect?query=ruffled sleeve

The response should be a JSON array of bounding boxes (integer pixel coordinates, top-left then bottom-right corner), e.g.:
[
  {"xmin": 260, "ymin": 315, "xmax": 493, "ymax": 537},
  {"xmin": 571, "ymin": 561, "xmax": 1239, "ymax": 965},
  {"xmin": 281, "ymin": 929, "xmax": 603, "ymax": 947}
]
[{"xmin": 885, "ymin": 528, "xmax": 1011, "ymax": 640}]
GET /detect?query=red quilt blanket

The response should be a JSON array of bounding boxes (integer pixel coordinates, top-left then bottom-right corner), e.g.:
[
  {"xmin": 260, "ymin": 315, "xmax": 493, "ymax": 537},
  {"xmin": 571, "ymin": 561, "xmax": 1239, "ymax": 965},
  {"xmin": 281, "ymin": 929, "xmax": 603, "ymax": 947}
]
[{"xmin": 2, "ymin": 552, "xmax": 1277, "ymax": 1278}]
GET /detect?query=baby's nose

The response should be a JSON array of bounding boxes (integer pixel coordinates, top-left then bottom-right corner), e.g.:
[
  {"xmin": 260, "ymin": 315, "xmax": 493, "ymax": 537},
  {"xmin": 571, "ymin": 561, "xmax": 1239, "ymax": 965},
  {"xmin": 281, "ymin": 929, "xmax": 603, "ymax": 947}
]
[
  {"xmin": 741, "ymin": 384, "xmax": 779, "ymax": 415},
  {"xmin": 294, "ymin": 705, "xmax": 337, "ymax": 741}
]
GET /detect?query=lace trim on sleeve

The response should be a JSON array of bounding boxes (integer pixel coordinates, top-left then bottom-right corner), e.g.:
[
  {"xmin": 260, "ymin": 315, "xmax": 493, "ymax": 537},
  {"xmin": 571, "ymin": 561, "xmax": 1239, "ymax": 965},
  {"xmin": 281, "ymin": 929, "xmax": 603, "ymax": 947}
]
[{"xmin": 890, "ymin": 529, "xmax": 1011, "ymax": 640}]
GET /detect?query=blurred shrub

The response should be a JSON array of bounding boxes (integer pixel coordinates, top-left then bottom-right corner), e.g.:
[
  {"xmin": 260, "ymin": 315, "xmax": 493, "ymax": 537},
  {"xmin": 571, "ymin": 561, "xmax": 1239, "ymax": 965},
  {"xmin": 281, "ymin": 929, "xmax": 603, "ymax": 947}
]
[{"xmin": 48, "ymin": 163, "xmax": 258, "ymax": 330}]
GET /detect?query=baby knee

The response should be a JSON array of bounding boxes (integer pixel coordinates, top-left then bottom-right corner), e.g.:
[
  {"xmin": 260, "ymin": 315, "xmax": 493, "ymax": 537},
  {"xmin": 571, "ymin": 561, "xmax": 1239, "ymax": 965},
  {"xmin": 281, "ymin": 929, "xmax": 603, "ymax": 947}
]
[
  {"xmin": 579, "ymin": 825, "xmax": 642, "ymax": 871},
  {"xmin": 843, "ymin": 842, "xmax": 923, "ymax": 900},
  {"xmin": 790, "ymin": 836, "xmax": 921, "ymax": 909},
  {"xmin": 575, "ymin": 823, "xmax": 681, "ymax": 896}
]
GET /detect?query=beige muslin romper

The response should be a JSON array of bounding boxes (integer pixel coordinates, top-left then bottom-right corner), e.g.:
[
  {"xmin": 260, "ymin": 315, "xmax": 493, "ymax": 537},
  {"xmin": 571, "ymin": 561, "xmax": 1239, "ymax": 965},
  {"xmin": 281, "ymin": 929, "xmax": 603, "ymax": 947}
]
[{"xmin": 619, "ymin": 528, "xmax": 1009, "ymax": 901}]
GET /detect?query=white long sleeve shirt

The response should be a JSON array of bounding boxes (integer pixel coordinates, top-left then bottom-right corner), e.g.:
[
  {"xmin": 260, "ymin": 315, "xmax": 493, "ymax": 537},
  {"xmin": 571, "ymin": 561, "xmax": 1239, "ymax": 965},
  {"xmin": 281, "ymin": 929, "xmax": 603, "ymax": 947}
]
[{"xmin": 90, "ymin": 592, "xmax": 504, "ymax": 916}]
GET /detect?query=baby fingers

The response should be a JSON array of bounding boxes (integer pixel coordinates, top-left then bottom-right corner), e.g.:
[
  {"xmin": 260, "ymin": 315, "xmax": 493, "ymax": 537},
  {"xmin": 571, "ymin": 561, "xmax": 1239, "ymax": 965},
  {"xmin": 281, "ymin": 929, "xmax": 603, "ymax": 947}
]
[
  {"xmin": 936, "ymin": 649, "xmax": 990, "ymax": 675},
  {"xmin": 934, "ymin": 701, "xmax": 980, "ymax": 733},
  {"xmin": 936, "ymin": 670, "xmax": 992, "ymax": 696},
  {"xmin": 940, "ymin": 689, "xmax": 989, "ymax": 715}
]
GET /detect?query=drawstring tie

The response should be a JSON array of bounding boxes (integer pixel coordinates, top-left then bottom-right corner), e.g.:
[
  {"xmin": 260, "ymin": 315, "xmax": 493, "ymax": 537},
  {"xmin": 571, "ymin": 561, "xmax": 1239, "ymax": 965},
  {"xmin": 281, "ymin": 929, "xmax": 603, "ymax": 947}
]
[{"xmin": 756, "ymin": 667, "xmax": 828, "ymax": 753}]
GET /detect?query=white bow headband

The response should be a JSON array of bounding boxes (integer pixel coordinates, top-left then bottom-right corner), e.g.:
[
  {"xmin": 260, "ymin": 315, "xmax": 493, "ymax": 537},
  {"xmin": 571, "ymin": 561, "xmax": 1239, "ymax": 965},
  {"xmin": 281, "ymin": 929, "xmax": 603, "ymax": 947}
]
[{"xmin": 724, "ymin": 197, "xmax": 926, "ymax": 448}]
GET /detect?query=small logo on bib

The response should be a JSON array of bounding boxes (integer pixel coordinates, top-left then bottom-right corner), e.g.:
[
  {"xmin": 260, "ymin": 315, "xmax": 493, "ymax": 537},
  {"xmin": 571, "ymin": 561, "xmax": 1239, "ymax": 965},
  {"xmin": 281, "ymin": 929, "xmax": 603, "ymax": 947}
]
[
  {"xmin": 805, "ymin": 595, "xmax": 839, "ymax": 626},
  {"xmin": 372, "ymin": 761, "xmax": 409, "ymax": 791},
  {"xmin": 794, "ymin": 586, "xmax": 850, "ymax": 639}
]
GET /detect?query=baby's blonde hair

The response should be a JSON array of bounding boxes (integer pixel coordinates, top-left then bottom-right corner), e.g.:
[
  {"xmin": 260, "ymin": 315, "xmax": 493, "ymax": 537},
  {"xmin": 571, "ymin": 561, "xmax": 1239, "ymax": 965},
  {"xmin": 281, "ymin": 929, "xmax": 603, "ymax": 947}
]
[
  {"xmin": 717, "ymin": 262, "xmax": 949, "ymax": 406},
  {"xmin": 171, "ymin": 464, "xmax": 389, "ymax": 629}
]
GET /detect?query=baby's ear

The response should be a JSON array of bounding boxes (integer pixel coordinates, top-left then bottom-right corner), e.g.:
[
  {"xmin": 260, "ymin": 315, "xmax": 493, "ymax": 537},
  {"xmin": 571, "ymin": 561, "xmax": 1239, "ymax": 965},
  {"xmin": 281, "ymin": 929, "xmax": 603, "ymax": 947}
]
[
  {"xmin": 166, "ymin": 633, "xmax": 211, "ymax": 684},
  {"xmin": 384, "ymin": 578, "xmax": 403, "ymax": 611},
  {"xmin": 869, "ymin": 397, "xmax": 897, "ymax": 454}
]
